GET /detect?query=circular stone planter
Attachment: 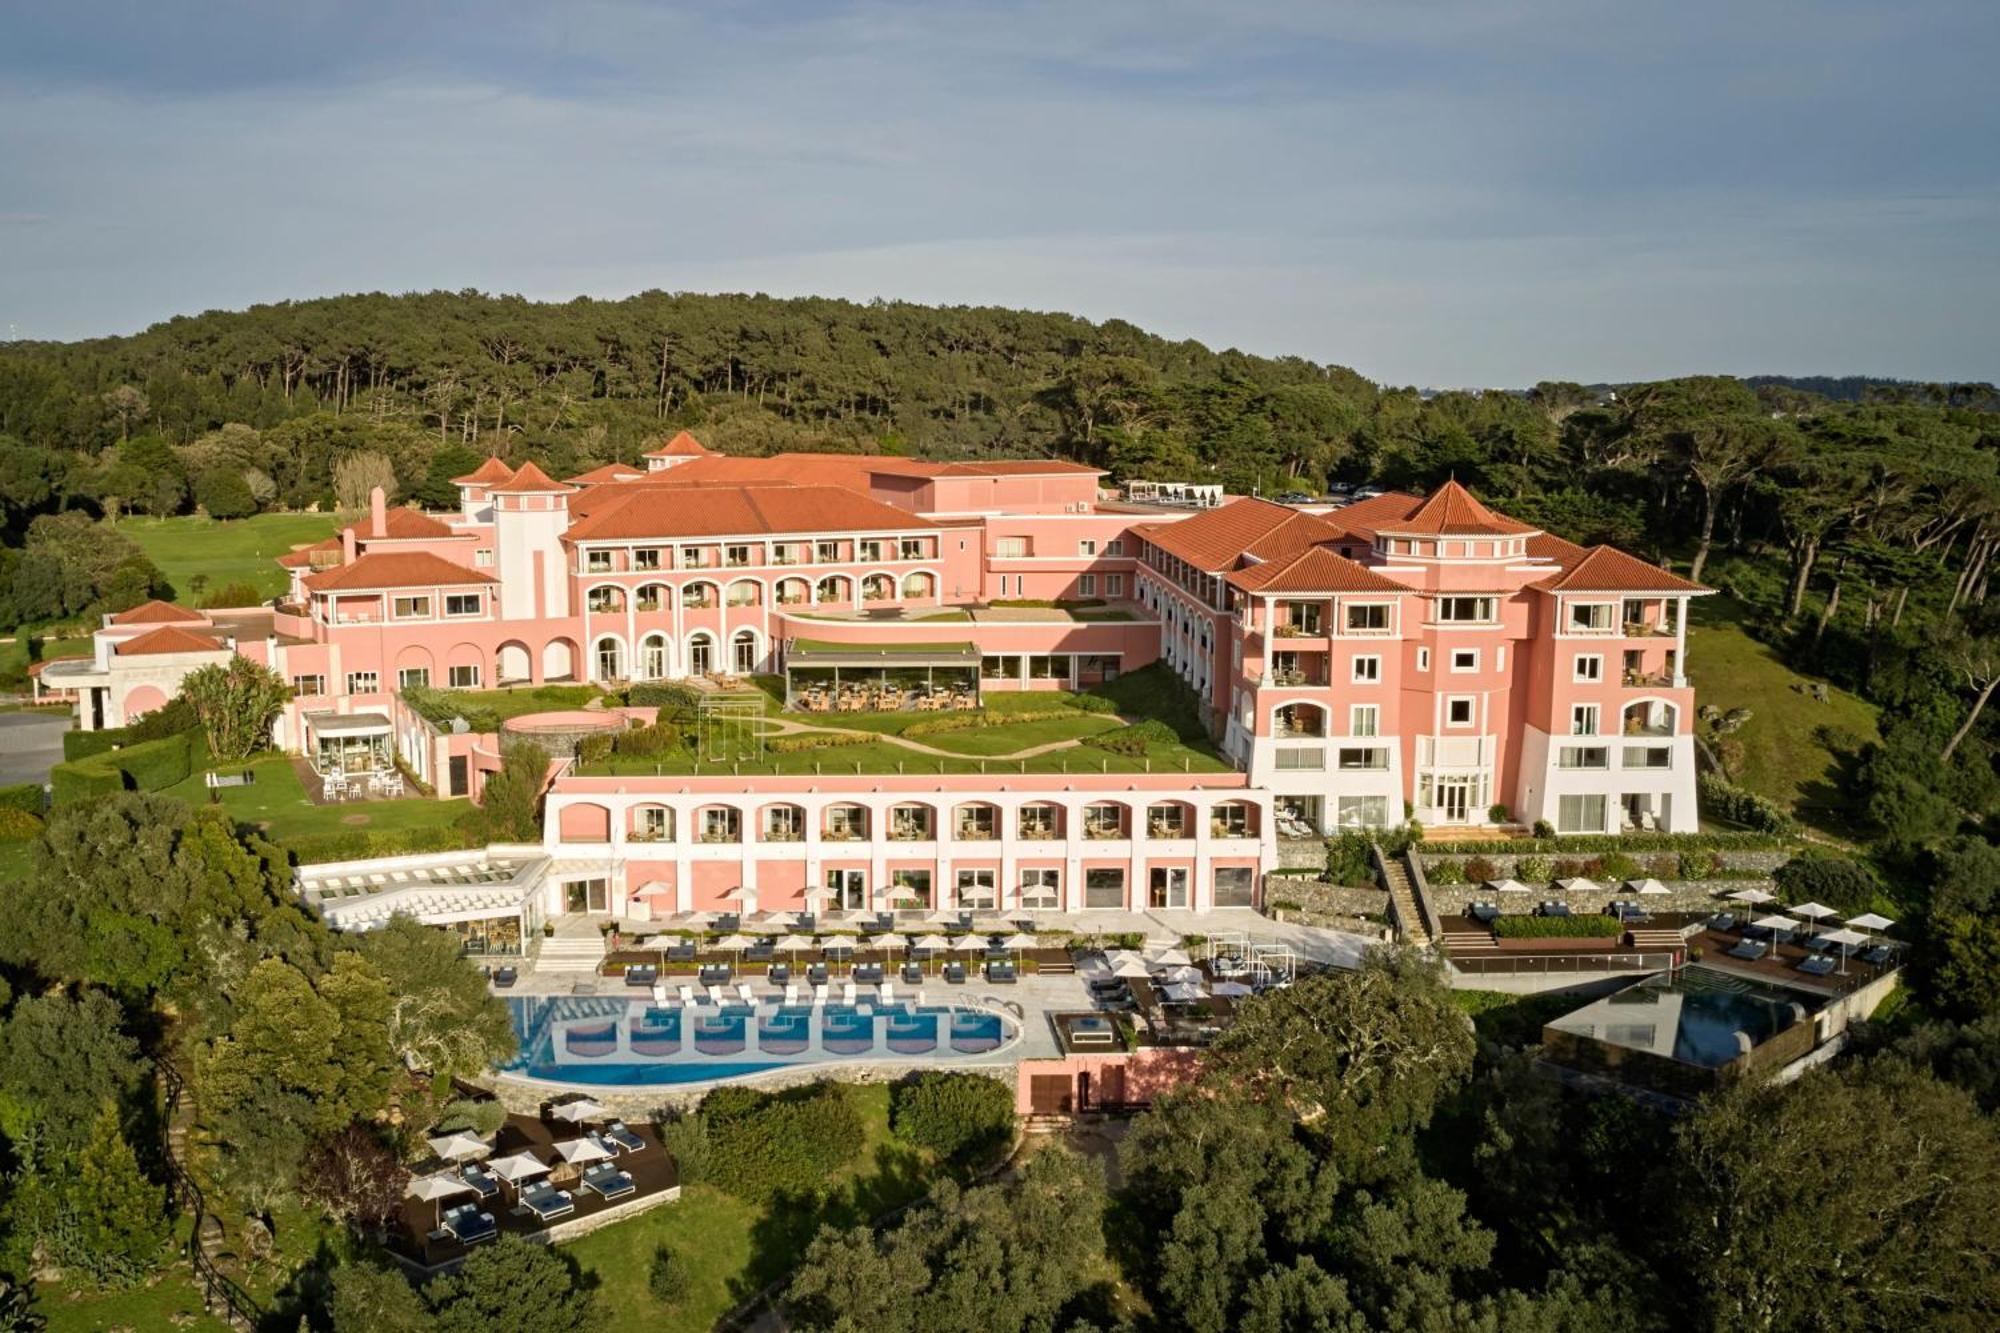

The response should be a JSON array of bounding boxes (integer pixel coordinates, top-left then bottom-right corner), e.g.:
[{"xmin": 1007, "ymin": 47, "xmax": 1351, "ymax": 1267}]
[{"xmin": 500, "ymin": 709, "xmax": 626, "ymax": 758}]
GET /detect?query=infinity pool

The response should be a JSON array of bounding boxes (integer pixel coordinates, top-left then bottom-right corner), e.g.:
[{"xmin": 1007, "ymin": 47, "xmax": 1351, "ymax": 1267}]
[{"xmin": 502, "ymin": 997, "xmax": 1017, "ymax": 1087}]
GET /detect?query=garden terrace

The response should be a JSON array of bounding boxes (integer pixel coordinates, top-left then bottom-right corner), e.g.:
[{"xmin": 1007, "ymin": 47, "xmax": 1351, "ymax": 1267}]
[
  {"xmin": 388, "ymin": 1111, "xmax": 680, "ymax": 1272},
  {"xmin": 1690, "ymin": 921, "xmax": 1904, "ymax": 997}
]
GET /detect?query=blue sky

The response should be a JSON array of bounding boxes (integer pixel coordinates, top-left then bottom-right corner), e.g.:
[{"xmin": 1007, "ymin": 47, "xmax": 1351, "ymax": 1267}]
[{"xmin": 1, "ymin": 1, "xmax": 1995, "ymax": 386}]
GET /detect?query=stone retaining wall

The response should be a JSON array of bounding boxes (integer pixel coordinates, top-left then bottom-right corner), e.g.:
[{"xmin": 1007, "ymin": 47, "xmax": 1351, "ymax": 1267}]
[
  {"xmin": 1425, "ymin": 877, "xmax": 1773, "ymax": 919},
  {"xmin": 1417, "ymin": 849, "xmax": 1792, "ymax": 876},
  {"xmin": 489, "ymin": 1058, "xmax": 1017, "ymax": 1121},
  {"xmin": 1262, "ymin": 878, "xmax": 1392, "ymax": 938}
]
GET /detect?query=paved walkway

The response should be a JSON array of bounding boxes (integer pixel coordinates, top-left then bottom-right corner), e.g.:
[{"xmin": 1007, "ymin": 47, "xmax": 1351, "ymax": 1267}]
[{"xmin": 756, "ymin": 712, "xmax": 1101, "ymax": 761}]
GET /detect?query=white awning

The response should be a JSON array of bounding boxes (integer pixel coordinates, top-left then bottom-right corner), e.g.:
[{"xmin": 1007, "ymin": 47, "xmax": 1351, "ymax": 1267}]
[{"xmin": 305, "ymin": 710, "xmax": 392, "ymax": 737}]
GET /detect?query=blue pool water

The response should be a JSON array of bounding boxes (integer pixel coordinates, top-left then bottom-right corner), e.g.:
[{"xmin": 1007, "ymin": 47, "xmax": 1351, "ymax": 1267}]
[
  {"xmin": 1548, "ymin": 966, "xmax": 1812, "ymax": 1069},
  {"xmin": 503, "ymin": 996, "xmax": 1014, "ymax": 1087}
]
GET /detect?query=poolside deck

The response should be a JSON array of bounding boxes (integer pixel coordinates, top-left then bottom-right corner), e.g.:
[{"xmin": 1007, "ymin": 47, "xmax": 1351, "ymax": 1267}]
[
  {"xmin": 1689, "ymin": 926, "xmax": 1900, "ymax": 997},
  {"xmin": 388, "ymin": 1112, "xmax": 679, "ymax": 1271}
]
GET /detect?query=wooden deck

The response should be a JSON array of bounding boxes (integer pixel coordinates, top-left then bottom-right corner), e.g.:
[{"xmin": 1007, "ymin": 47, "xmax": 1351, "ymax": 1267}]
[{"xmin": 389, "ymin": 1112, "xmax": 679, "ymax": 1271}]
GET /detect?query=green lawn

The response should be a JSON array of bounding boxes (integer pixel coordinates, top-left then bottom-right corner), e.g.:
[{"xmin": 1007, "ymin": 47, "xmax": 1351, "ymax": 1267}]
[
  {"xmin": 588, "ymin": 735, "xmax": 1229, "ymax": 778},
  {"xmin": 565, "ymin": 1083, "xmax": 938, "ymax": 1333},
  {"xmin": 158, "ymin": 754, "xmax": 471, "ymax": 847},
  {"xmin": 36, "ymin": 1268, "xmax": 231, "ymax": 1333},
  {"xmin": 1686, "ymin": 595, "xmax": 1881, "ymax": 836},
  {"xmin": 428, "ymin": 684, "xmax": 607, "ymax": 720},
  {"xmin": 916, "ymin": 713, "xmax": 1123, "ymax": 755},
  {"xmin": 0, "ymin": 631, "xmax": 94, "ymax": 691},
  {"xmin": 113, "ymin": 512, "xmax": 342, "ymax": 602},
  {"xmin": 1449, "ymin": 989, "xmax": 1580, "ymax": 1046}
]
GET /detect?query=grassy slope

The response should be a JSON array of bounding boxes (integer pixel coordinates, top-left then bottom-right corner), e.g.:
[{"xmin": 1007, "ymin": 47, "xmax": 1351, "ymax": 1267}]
[
  {"xmin": 36, "ymin": 1270, "xmax": 231, "ymax": 1333},
  {"xmin": 112, "ymin": 512, "xmax": 341, "ymax": 601},
  {"xmin": 564, "ymin": 1083, "xmax": 936, "ymax": 1333},
  {"xmin": 1685, "ymin": 595, "xmax": 1881, "ymax": 835}
]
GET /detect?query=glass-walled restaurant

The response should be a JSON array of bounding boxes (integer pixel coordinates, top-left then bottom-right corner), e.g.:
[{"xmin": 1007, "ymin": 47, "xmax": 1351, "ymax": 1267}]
[{"xmin": 294, "ymin": 851, "xmax": 549, "ymax": 958}]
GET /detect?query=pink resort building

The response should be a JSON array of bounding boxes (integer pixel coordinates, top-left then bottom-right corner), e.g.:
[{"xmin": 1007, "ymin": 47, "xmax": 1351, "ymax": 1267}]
[{"xmin": 59, "ymin": 434, "xmax": 1709, "ymax": 924}]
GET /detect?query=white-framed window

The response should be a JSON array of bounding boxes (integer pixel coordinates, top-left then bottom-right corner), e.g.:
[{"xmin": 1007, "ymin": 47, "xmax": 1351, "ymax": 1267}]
[
  {"xmin": 1352, "ymin": 655, "xmax": 1381, "ymax": 683},
  {"xmin": 1445, "ymin": 696, "xmax": 1475, "ymax": 727},
  {"xmin": 445, "ymin": 593, "xmax": 481, "ymax": 616},
  {"xmin": 1079, "ymin": 539, "xmax": 1098, "ymax": 556},
  {"xmin": 634, "ymin": 548, "xmax": 662, "ymax": 570},
  {"xmin": 1574, "ymin": 654, "xmax": 1604, "ymax": 682},
  {"xmin": 448, "ymin": 664, "xmax": 480, "ymax": 688},
  {"xmin": 291, "ymin": 674, "xmax": 325, "ymax": 696},
  {"xmin": 1496, "ymin": 645, "xmax": 1507, "ymax": 671},
  {"xmin": 1437, "ymin": 595, "xmax": 1496, "ymax": 624},
  {"xmin": 955, "ymin": 869, "xmax": 997, "ymax": 909},
  {"xmin": 1350, "ymin": 704, "xmax": 1380, "ymax": 737},
  {"xmin": 1568, "ymin": 601, "xmax": 1616, "ymax": 632},
  {"xmin": 994, "ymin": 536, "xmax": 1028, "ymax": 558},
  {"xmin": 699, "ymin": 808, "xmax": 740, "ymax": 843},
  {"xmin": 474, "ymin": 549, "xmax": 494, "ymax": 567},
  {"xmin": 345, "ymin": 671, "xmax": 379, "ymax": 693},
  {"xmin": 859, "ymin": 539, "xmax": 885, "ymax": 562},
  {"xmin": 585, "ymin": 550, "xmax": 614, "ymax": 573},
  {"xmin": 1275, "ymin": 747, "xmax": 1325, "ymax": 771},
  {"xmin": 1572, "ymin": 703, "xmax": 1600, "ymax": 736},
  {"xmin": 1416, "ymin": 647, "xmax": 1431, "ymax": 671},
  {"xmin": 1557, "ymin": 793, "xmax": 1608, "ymax": 833},
  {"xmin": 815, "ymin": 540, "xmax": 840, "ymax": 562},
  {"xmin": 900, "ymin": 537, "xmax": 925, "ymax": 560},
  {"xmin": 392, "ymin": 595, "xmax": 432, "ymax": 619},
  {"xmin": 1105, "ymin": 539, "xmax": 1124, "ymax": 556},
  {"xmin": 1451, "ymin": 649, "xmax": 1478, "ymax": 672},
  {"xmin": 1106, "ymin": 573, "xmax": 1124, "ymax": 596},
  {"xmin": 763, "ymin": 806, "xmax": 803, "ymax": 841},
  {"xmin": 1345, "ymin": 603, "xmax": 1390, "ymax": 632},
  {"xmin": 1558, "ymin": 745, "xmax": 1609, "ymax": 769},
  {"xmin": 1019, "ymin": 868, "xmax": 1060, "ymax": 909},
  {"xmin": 1078, "ymin": 574, "xmax": 1097, "ymax": 596}
]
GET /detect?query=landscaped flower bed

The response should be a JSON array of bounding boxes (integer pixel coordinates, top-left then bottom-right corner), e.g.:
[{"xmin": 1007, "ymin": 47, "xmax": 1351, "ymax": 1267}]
[{"xmin": 1491, "ymin": 914, "xmax": 1623, "ymax": 939}]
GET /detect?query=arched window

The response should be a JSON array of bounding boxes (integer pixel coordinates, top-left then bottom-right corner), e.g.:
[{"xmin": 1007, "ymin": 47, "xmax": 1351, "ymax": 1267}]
[
  {"xmin": 687, "ymin": 633, "xmax": 715, "ymax": 677},
  {"xmin": 726, "ymin": 578, "xmax": 760, "ymax": 608},
  {"xmin": 594, "ymin": 636, "xmax": 624, "ymax": 682},
  {"xmin": 635, "ymin": 583, "xmax": 668, "ymax": 613},
  {"xmin": 586, "ymin": 585, "xmax": 625, "ymax": 613},
  {"xmin": 639, "ymin": 634, "xmax": 668, "ymax": 680},
  {"xmin": 901, "ymin": 571, "xmax": 935, "ymax": 599},
  {"xmin": 862, "ymin": 573, "xmax": 894, "ymax": 602},
  {"xmin": 815, "ymin": 575, "xmax": 851, "ymax": 605},
  {"xmin": 1274, "ymin": 702, "xmax": 1327, "ymax": 738},
  {"xmin": 775, "ymin": 577, "xmax": 810, "ymax": 606},
  {"xmin": 683, "ymin": 581, "xmax": 719, "ymax": 610}
]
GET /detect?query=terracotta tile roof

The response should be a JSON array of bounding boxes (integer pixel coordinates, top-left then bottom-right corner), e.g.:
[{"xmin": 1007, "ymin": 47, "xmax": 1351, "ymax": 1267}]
[
  {"xmin": 1226, "ymin": 546, "xmax": 1407, "ymax": 595},
  {"xmin": 1526, "ymin": 531, "xmax": 1588, "ymax": 571},
  {"xmin": 115, "ymin": 626, "xmax": 226, "ymax": 655},
  {"xmin": 934, "ymin": 459, "xmax": 1103, "ymax": 477},
  {"xmin": 486, "ymin": 461, "xmax": 576, "ymax": 495},
  {"xmin": 451, "ymin": 456, "xmax": 515, "ymax": 486},
  {"xmin": 303, "ymin": 552, "xmax": 499, "ymax": 593},
  {"xmin": 277, "ymin": 537, "xmax": 343, "ymax": 569},
  {"xmin": 563, "ymin": 463, "xmax": 647, "ymax": 486},
  {"xmin": 561, "ymin": 484, "xmax": 938, "ymax": 542},
  {"xmin": 642, "ymin": 431, "xmax": 713, "ymax": 459},
  {"xmin": 344, "ymin": 508, "xmax": 457, "ymax": 541},
  {"xmin": 1322, "ymin": 491, "xmax": 1424, "ymax": 539},
  {"xmin": 1375, "ymin": 480, "xmax": 1536, "ymax": 537},
  {"xmin": 111, "ymin": 599, "xmax": 205, "ymax": 625},
  {"xmin": 1533, "ymin": 545, "xmax": 1710, "ymax": 594},
  {"xmin": 1138, "ymin": 497, "xmax": 1350, "ymax": 572}
]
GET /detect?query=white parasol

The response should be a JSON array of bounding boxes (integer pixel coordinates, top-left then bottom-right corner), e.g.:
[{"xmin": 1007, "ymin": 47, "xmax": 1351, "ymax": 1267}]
[
  {"xmin": 548, "ymin": 1097, "xmax": 606, "ymax": 1124},
  {"xmin": 426, "ymin": 1131, "xmax": 491, "ymax": 1162}
]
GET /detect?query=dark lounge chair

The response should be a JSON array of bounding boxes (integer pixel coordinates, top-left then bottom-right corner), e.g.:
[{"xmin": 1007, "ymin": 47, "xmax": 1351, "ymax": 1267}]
[
  {"xmin": 1860, "ymin": 945, "xmax": 1893, "ymax": 967},
  {"xmin": 1796, "ymin": 955, "xmax": 1838, "ymax": 977},
  {"xmin": 901, "ymin": 962, "xmax": 925, "ymax": 985},
  {"xmin": 985, "ymin": 960, "xmax": 1018, "ymax": 984},
  {"xmin": 441, "ymin": 1202, "xmax": 496, "ymax": 1243},
  {"xmin": 519, "ymin": 1184, "xmax": 574, "ymax": 1222},
  {"xmin": 602, "ymin": 1121, "xmax": 646, "ymax": 1154},
  {"xmin": 458, "ymin": 1164, "xmax": 499, "ymax": 1199},
  {"xmin": 581, "ymin": 1164, "xmax": 635, "ymax": 1200},
  {"xmin": 806, "ymin": 962, "xmax": 830, "ymax": 987},
  {"xmin": 697, "ymin": 964, "xmax": 732, "ymax": 987},
  {"xmin": 943, "ymin": 961, "xmax": 968, "ymax": 985},
  {"xmin": 1708, "ymin": 912, "xmax": 1737, "ymax": 933},
  {"xmin": 744, "ymin": 940, "xmax": 775, "ymax": 964},
  {"xmin": 623, "ymin": 964, "xmax": 657, "ymax": 987},
  {"xmin": 1469, "ymin": 902, "xmax": 1500, "ymax": 925},
  {"xmin": 768, "ymin": 962, "xmax": 791, "ymax": 986},
  {"xmin": 491, "ymin": 965, "xmax": 518, "ymax": 988},
  {"xmin": 1725, "ymin": 939, "xmax": 1769, "ymax": 961},
  {"xmin": 665, "ymin": 941, "xmax": 697, "ymax": 964}
]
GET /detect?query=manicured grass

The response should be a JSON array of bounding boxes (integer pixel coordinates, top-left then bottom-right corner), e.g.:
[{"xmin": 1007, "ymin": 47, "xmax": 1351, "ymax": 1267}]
[
  {"xmin": 157, "ymin": 754, "xmax": 471, "ymax": 846},
  {"xmin": 1686, "ymin": 595, "xmax": 1881, "ymax": 836},
  {"xmin": 589, "ymin": 736, "xmax": 1229, "ymax": 777},
  {"xmin": 564, "ymin": 1083, "xmax": 938, "ymax": 1333},
  {"xmin": 112, "ymin": 511, "xmax": 342, "ymax": 601},
  {"xmin": 915, "ymin": 713, "xmax": 1123, "ymax": 755},
  {"xmin": 1450, "ymin": 988, "xmax": 1581, "ymax": 1046},
  {"xmin": 37, "ymin": 1269, "xmax": 231, "ymax": 1333},
  {"xmin": 431, "ymin": 684, "xmax": 607, "ymax": 720},
  {"xmin": 0, "ymin": 631, "xmax": 94, "ymax": 690}
]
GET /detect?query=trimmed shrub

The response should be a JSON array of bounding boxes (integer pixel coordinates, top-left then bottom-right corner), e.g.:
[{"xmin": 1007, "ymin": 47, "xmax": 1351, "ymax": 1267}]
[
  {"xmin": 1418, "ymin": 831, "xmax": 1795, "ymax": 856},
  {"xmin": 574, "ymin": 734, "xmax": 613, "ymax": 764},
  {"xmin": 1532, "ymin": 819, "xmax": 1556, "ymax": 838},
  {"xmin": 649, "ymin": 1245, "xmax": 691, "ymax": 1310},
  {"xmin": 614, "ymin": 721, "xmax": 680, "ymax": 757},
  {"xmin": 1598, "ymin": 851, "xmax": 1641, "ymax": 880},
  {"xmin": 1678, "ymin": 850, "xmax": 1723, "ymax": 879},
  {"xmin": 903, "ymin": 708, "xmax": 1073, "ymax": 738},
  {"xmin": 697, "ymin": 1082, "xmax": 864, "ymax": 1203},
  {"xmin": 1515, "ymin": 855, "xmax": 1552, "ymax": 882},
  {"xmin": 767, "ymin": 732, "xmax": 875, "ymax": 754},
  {"xmin": 626, "ymin": 681, "xmax": 705, "ymax": 720},
  {"xmin": 1492, "ymin": 914, "xmax": 1623, "ymax": 939},
  {"xmin": 0, "ymin": 808, "xmax": 43, "ymax": 841},
  {"xmin": 1325, "ymin": 831, "xmax": 1375, "ymax": 888},
  {"xmin": 1083, "ymin": 718, "xmax": 1176, "ymax": 758},
  {"xmin": 1426, "ymin": 859, "xmax": 1467, "ymax": 885},
  {"xmin": 890, "ymin": 1072, "xmax": 1015, "ymax": 1166},
  {"xmin": 50, "ymin": 760, "xmax": 124, "ymax": 806},
  {"xmin": 1462, "ymin": 855, "xmax": 1498, "ymax": 884},
  {"xmin": 127, "ymin": 696, "xmax": 197, "ymax": 742},
  {"xmin": 0, "ymin": 783, "xmax": 43, "ymax": 816},
  {"xmin": 1771, "ymin": 853, "xmax": 1881, "ymax": 914},
  {"xmin": 1645, "ymin": 854, "xmax": 1681, "ymax": 880},
  {"xmin": 111, "ymin": 731, "xmax": 197, "ymax": 791},
  {"xmin": 1068, "ymin": 693, "xmax": 1117, "ymax": 714},
  {"xmin": 63, "ymin": 728, "xmax": 125, "ymax": 762},
  {"xmin": 1697, "ymin": 772, "xmax": 1799, "ymax": 835}
]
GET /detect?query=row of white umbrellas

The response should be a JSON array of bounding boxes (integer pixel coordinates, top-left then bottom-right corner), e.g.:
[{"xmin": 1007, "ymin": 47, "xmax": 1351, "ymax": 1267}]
[
  {"xmin": 1480, "ymin": 876, "xmax": 1674, "ymax": 895},
  {"xmin": 408, "ymin": 1098, "xmax": 613, "ymax": 1223}
]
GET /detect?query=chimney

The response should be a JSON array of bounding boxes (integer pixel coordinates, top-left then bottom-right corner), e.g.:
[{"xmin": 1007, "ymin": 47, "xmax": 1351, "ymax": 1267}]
[
  {"xmin": 370, "ymin": 486, "xmax": 388, "ymax": 538},
  {"xmin": 342, "ymin": 525, "xmax": 357, "ymax": 562}
]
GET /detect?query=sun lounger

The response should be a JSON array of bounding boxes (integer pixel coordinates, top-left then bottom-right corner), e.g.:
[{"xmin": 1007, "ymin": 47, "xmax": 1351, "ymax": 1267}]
[
  {"xmin": 1725, "ymin": 940, "xmax": 1769, "ymax": 961},
  {"xmin": 1860, "ymin": 945, "xmax": 1893, "ymax": 966},
  {"xmin": 985, "ymin": 960, "xmax": 1018, "ymax": 984},
  {"xmin": 678, "ymin": 984, "xmax": 696, "ymax": 1007},
  {"xmin": 519, "ymin": 1185, "xmax": 574, "ymax": 1222},
  {"xmin": 842, "ymin": 982, "xmax": 858, "ymax": 1006},
  {"xmin": 1796, "ymin": 955, "xmax": 1838, "ymax": 977},
  {"xmin": 944, "ymin": 961, "xmax": 967, "ymax": 985},
  {"xmin": 783, "ymin": 983, "xmax": 800, "ymax": 1005},
  {"xmin": 737, "ymin": 983, "xmax": 756, "ymax": 1005},
  {"xmin": 812, "ymin": 983, "xmax": 829, "ymax": 1006},
  {"xmin": 1469, "ymin": 902, "xmax": 1500, "ymax": 925},
  {"xmin": 707, "ymin": 984, "xmax": 724, "ymax": 1006},
  {"xmin": 901, "ymin": 962, "xmax": 924, "ymax": 985},
  {"xmin": 458, "ymin": 1165, "xmax": 499, "ymax": 1199},
  {"xmin": 914, "ymin": 989, "xmax": 928, "ymax": 1006},
  {"xmin": 491, "ymin": 965, "xmax": 517, "ymax": 988},
  {"xmin": 603, "ymin": 1121, "xmax": 646, "ymax": 1154},
  {"xmin": 807, "ymin": 963, "xmax": 830, "ymax": 986},
  {"xmin": 1708, "ymin": 912, "xmax": 1737, "ymax": 933},
  {"xmin": 878, "ymin": 981, "xmax": 894, "ymax": 1005},
  {"xmin": 665, "ymin": 942, "xmax": 696, "ymax": 964},
  {"xmin": 769, "ymin": 963, "xmax": 791, "ymax": 985},
  {"xmin": 441, "ymin": 1202, "xmax": 497, "ymax": 1243},
  {"xmin": 581, "ymin": 1164, "xmax": 636, "ymax": 1200},
  {"xmin": 624, "ymin": 964, "xmax": 656, "ymax": 987}
]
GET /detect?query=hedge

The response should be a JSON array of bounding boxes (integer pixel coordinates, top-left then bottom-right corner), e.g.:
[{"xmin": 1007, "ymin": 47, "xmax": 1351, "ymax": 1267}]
[
  {"xmin": 0, "ymin": 808, "xmax": 44, "ymax": 841},
  {"xmin": 1696, "ymin": 773, "xmax": 1801, "ymax": 836},
  {"xmin": 50, "ymin": 730, "xmax": 202, "ymax": 807},
  {"xmin": 902, "ymin": 707, "xmax": 1072, "ymax": 738},
  {"xmin": 1491, "ymin": 914, "xmax": 1624, "ymax": 939},
  {"xmin": 284, "ymin": 822, "xmax": 482, "ymax": 866},
  {"xmin": 890, "ymin": 1072, "xmax": 1015, "ymax": 1165},
  {"xmin": 697, "ymin": 1082, "xmax": 864, "ymax": 1203},
  {"xmin": 1083, "ymin": 718, "xmax": 1176, "ymax": 757},
  {"xmin": 767, "ymin": 732, "xmax": 876, "ymax": 754},
  {"xmin": 62, "ymin": 728, "xmax": 125, "ymax": 762},
  {"xmin": 0, "ymin": 783, "xmax": 44, "ymax": 816},
  {"xmin": 1419, "ymin": 830, "xmax": 1796, "ymax": 856}
]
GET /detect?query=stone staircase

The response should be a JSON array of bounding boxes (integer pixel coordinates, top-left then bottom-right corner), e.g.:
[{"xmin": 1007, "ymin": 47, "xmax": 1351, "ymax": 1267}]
[
  {"xmin": 535, "ymin": 922, "xmax": 608, "ymax": 976},
  {"xmin": 1381, "ymin": 856, "xmax": 1434, "ymax": 948}
]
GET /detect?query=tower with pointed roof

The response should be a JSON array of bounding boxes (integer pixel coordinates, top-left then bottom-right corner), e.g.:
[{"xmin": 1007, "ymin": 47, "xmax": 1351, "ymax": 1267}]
[{"xmin": 488, "ymin": 462, "xmax": 576, "ymax": 622}]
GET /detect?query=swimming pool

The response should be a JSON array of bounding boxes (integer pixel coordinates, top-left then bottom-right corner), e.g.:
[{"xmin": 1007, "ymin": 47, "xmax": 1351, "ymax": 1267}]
[
  {"xmin": 1546, "ymin": 966, "xmax": 1813, "ymax": 1069},
  {"xmin": 502, "ymin": 996, "xmax": 1019, "ymax": 1087}
]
